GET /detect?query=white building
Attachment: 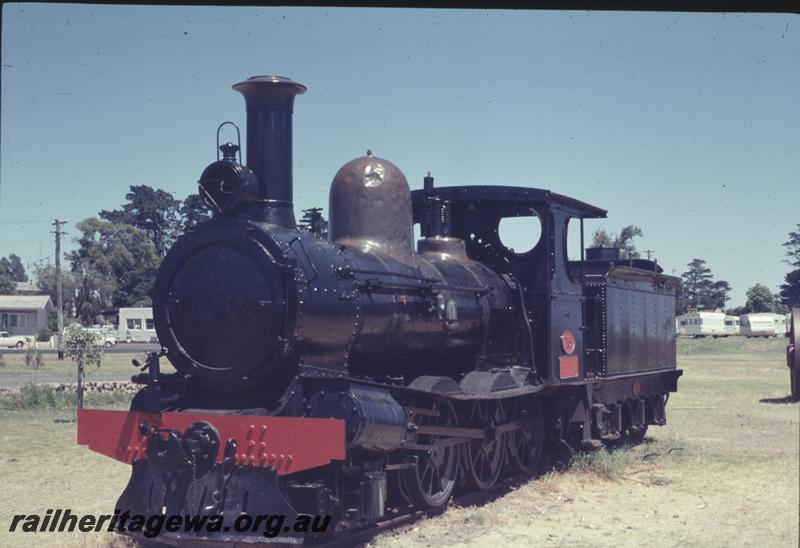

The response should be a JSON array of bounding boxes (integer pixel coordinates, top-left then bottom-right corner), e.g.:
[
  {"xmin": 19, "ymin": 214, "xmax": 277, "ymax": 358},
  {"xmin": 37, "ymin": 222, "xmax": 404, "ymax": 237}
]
[{"xmin": 118, "ymin": 307, "xmax": 157, "ymax": 343}]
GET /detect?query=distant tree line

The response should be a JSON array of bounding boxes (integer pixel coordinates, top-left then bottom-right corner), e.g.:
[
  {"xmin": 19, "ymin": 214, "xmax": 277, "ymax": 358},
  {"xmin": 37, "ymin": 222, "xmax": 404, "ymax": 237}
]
[{"xmin": 33, "ymin": 186, "xmax": 212, "ymax": 324}]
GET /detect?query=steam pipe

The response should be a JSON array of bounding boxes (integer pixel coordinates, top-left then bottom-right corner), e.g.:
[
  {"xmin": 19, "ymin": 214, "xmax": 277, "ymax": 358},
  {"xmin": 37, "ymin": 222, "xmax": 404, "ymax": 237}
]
[{"xmin": 232, "ymin": 76, "xmax": 306, "ymax": 227}]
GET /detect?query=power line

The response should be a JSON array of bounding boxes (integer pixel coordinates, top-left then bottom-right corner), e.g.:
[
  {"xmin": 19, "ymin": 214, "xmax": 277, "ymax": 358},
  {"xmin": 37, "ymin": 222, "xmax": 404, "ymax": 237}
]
[{"xmin": 0, "ymin": 220, "xmax": 54, "ymax": 224}]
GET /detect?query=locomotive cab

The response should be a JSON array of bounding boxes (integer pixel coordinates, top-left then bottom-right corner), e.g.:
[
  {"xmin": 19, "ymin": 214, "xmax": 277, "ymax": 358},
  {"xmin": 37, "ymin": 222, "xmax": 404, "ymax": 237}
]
[{"xmin": 412, "ymin": 184, "xmax": 604, "ymax": 384}]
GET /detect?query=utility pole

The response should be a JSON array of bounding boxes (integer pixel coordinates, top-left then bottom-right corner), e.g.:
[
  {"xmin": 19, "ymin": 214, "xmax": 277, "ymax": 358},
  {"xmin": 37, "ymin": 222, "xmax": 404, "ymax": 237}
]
[
  {"xmin": 52, "ymin": 219, "xmax": 67, "ymax": 360},
  {"xmin": 644, "ymin": 249, "xmax": 655, "ymax": 261}
]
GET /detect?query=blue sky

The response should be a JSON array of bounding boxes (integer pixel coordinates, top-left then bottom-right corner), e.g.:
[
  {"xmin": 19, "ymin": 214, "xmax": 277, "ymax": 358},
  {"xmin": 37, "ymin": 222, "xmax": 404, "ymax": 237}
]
[{"xmin": 1, "ymin": 4, "xmax": 798, "ymax": 306}]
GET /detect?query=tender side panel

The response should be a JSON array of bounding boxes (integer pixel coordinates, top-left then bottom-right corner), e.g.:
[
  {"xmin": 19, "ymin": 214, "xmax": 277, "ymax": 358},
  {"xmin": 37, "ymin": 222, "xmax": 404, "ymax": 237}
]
[{"xmin": 604, "ymin": 270, "xmax": 677, "ymax": 376}]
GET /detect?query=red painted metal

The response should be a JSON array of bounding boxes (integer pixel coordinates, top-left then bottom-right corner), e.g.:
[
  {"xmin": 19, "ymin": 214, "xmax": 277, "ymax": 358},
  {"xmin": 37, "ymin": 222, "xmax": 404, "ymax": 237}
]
[
  {"xmin": 558, "ymin": 354, "xmax": 579, "ymax": 379},
  {"xmin": 77, "ymin": 409, "xmax": 345, "ymax": 475}
]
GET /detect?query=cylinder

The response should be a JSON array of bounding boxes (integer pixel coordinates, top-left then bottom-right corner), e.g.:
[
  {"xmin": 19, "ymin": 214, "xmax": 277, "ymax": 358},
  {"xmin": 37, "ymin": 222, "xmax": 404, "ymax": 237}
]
[
  {"xmin": 307, "ymin": 384, "xmax": 407, "ymax": 453},
  {"xmin": 232, "ymin": 76, "xmax": 306, "ymax": 227}
]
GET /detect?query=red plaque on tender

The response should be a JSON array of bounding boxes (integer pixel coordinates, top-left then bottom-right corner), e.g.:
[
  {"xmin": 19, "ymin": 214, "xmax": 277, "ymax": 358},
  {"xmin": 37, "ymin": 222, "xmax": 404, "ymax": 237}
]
[
  {"xmin": 559, "ymin": 354, "xmax": 579, "ymax": 379},
  {"xmin": 560, "ymin": 330, "xmax": 576, "ymax": 355}
]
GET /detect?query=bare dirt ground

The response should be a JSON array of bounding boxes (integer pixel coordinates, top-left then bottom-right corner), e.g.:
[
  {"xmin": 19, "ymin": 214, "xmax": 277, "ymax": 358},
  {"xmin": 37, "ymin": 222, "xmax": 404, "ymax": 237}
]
[{"xmin": 0, "ymin": 337, "xmax": 796, "ymax": 547}]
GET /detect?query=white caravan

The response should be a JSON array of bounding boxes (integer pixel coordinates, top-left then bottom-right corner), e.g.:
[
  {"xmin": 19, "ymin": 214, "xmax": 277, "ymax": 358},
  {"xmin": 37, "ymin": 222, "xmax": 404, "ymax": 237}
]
[
  {"xmin": 118, "ymin": 307, "xmax": 157, "ymax": 343},
  {"xmin": 740, "ymin": 313, "xmax": 783, "ymax": 338},
  {"xmin": 724, "ymin": 315, "xmax": 741, "ymax": 336},
  {"xmin": 676, "ymin": 311, "xmax": 728, "ymax": 338}
]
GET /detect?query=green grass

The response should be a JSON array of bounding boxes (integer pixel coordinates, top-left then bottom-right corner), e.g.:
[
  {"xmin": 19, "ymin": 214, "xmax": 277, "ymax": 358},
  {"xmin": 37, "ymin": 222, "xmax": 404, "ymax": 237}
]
[
  {"xmin": 0, "ymin": 384, "xmax": 133, "ymax": 411},
  {"xmin": 559, "ymin": 438, "xmax": 686, "ymax": 482},
  {"xmin": 0, "ymin": 352, "xmax": 176, "ymax": 377},
  {"xmin": 676, "ymin": 334, "xmax": 787, "ymax": 356}
]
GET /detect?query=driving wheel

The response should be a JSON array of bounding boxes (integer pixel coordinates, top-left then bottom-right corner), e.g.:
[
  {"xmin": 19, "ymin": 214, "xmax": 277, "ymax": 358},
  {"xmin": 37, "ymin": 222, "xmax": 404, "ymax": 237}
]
[
  {"xmin": 400, "ymin": 398, "xmax": 460, "ymax": 510},
  {"xmin": 465, "ymin": 400, "xmax": 505, "ymax": 490},
  {"xmin": 507, "ymin": 397, "xmax": 545, "ymax": 475}
]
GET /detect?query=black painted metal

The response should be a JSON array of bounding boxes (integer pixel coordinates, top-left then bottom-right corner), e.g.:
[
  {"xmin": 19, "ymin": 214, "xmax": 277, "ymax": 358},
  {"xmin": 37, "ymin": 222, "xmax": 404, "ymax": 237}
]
[
  {"xmin": 116, "ymin": 461, "xmax": 304, "ymax": 544},
  {"xmin": 586, "ymin": 247, "xmax": 620, "ymax": 261},
  {"xmin": 116, "ymin": 76, "xmax": 688, "ymax": 537},
  {"xmin": 307, "ymin": 383, "xmax": 407, "ymax": 453},
  {"xmin": 232, "ymin": 76, "xmax": 306, "ymax": 227},
  {"xmin": 583, "ymin": 267, "xmax": 679, "ymax": 377}
]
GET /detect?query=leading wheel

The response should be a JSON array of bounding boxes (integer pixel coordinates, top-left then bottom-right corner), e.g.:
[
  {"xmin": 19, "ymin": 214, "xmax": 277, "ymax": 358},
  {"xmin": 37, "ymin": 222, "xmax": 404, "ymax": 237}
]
[
  {"xmin": 15, "ymin": 340, "xmax": 24, "ymax": 348},
  {"xmin": 400, "ymin": 398, "xmax": 460, "ymax": 510},
  {"xmin": 507, "ymin": 397, "xmax": 545, "ymax": 475},
  {"xmin": 465, "ymin": 400, "xmax": 505, "ymax": 490}
]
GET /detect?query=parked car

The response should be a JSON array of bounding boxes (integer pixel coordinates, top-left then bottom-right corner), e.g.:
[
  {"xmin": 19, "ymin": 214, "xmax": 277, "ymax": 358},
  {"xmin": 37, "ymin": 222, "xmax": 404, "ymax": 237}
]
[
  {"xmin": 86, "ymin": 326, "xmax": 118, "ymax": 348},
  {"xmin": 0, "ymin": 331, "xmax": 27, "ymax": 348}
]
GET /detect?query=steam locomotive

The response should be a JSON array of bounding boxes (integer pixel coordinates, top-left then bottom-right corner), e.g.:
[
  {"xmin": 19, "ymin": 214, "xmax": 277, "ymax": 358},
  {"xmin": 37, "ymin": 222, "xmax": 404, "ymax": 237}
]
[{"xmin": 78, "ymin": 76, "xmax": 682, "ymax": 544}]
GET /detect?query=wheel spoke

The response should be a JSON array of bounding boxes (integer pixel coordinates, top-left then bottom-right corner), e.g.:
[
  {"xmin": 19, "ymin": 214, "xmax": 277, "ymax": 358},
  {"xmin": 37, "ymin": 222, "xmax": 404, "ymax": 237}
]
[{"xmin": 402, "ymin": 398, "xmax": 459, "ymax": 509}]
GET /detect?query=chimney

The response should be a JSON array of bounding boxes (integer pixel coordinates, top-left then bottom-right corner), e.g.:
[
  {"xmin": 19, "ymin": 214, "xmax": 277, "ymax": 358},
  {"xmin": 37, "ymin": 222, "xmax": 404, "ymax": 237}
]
[{"xmin": 232, "ymin": 76, "xmax": 306, "ymax": 227}]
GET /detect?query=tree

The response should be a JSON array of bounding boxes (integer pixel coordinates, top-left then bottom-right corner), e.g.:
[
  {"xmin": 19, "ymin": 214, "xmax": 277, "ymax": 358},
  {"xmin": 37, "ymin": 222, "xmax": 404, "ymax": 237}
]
[
  {"xmin": 69, "ymin": 218, "xmax": 160, "ymax": 323},
  {"xmin": 100, "ymin": 185, "xmax": 181, "ymax": 256},
  {"xmin": 679, "ymin": 258, "xmax": 731, "ymax": 312},
  {"xmin": 0, "ymin": 261, "xmax": 15, "ymax": 294},
  {"xmin": 33, "ymin": 264, "xmax": 79, "ymax": 319},
  {"xmin": 726, "ymin": 306, "xmax": 747, "ymax": 316},
  {"xmin": 0, "ymin": 254, "xmax": 27, "ymax": 282},
  {"xmin": 64, "ymin": 324, "xmax": 103, "ymax": 409},
  {"xmin": 780, "ymin": 225, "xmax": 800, "ymax": 308},
  {"xmin": 780, "ymin": 269, "xmax": 800, "ymax": 308},
  {"xmin": 180, "ymin": 193, "xmax": 213, "ymax": 231},
  {"xmin": 709, "ymin": 280, "xmax": 732, "ymax": 310},
  {"xmin": 0, "ymin": 253, "xmax": 27, "ymax": 294},
  {"xmin": 298, "ymin": 207, "xmax": 329, "ymax": 238},
  {"xmin": 591, "ymin": 225, "xmax": 643, "ymax": 259},
  {"xmin": 745, "ymin": 284, "xmax": 781, "ymax": 313},
  {"xmin": 784, "ymin": 224, "xmax": 800, "ymax": 267}
]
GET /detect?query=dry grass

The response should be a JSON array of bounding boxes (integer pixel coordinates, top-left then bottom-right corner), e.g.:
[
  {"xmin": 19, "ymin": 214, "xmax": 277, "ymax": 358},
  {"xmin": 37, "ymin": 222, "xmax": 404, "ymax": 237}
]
[{"xmin": 0, "ymin": 399, "xmax": 135, "ymax": 547}]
